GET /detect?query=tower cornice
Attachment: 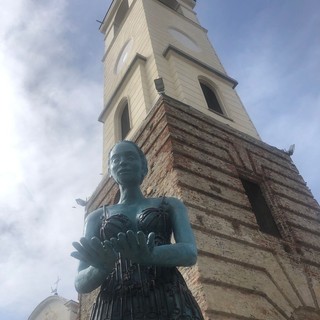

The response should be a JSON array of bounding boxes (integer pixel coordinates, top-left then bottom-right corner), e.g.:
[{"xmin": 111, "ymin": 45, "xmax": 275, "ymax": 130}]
[
  {"xmin": 163, "ymin": 45, "xmax": 238, "ymax": 89},
  {"xmin": 99, "ymin": 0, "xmax": 117, "ymax": 34}
]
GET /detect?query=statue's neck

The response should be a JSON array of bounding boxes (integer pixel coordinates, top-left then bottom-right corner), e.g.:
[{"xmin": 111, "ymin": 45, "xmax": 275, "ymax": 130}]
[{"xmin": 118, "ymin": 186, "xmax": 145, "ymax": 205}]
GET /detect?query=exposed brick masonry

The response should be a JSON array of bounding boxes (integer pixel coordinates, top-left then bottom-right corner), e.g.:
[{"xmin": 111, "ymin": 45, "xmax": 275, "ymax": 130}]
[{"xmin": 81, "ymin": 96, "xmax": 320, "ymax": 320}]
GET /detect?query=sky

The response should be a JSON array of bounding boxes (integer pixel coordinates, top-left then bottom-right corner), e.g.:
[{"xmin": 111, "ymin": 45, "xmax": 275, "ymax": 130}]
[{"xmin": 0, "ymin": 1, "xmax": 319, "ymax": 319}]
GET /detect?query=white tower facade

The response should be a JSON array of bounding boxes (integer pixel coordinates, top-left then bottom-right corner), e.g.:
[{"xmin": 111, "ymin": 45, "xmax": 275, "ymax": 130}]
[{"xmin": 98, "ymin": 0, "xmax": 260, "ymax": 172}]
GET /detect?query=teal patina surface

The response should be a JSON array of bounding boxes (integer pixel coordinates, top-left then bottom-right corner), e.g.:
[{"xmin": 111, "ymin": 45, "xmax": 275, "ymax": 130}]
[{"xmin": 71, "ymin": 141, "xmax": 203, "ymax": 319}]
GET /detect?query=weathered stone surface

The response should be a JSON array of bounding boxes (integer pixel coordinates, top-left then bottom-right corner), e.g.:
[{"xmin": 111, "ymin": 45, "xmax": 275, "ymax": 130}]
[
  {"xmin": 198, "ymin": 255, "xmax": 293, "ymax": 317},
  {"xmin": 291, "ymin": 307, "xmax": 320, "ymax": 320},
  {"xmin": 203, "ymin": 283, "xmax": 287, "ymax": 319},
  {"xmin": 80, "ymin": 98, "xmax": 320, "ymax": 320}
]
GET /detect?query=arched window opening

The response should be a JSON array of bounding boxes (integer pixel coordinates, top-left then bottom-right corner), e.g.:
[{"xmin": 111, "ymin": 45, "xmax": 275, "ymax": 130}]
[
  {"xmin": 200, "ymin": 81, "xmax": 224, "ymax": 115},
  {"xmin": 114, "ymin": 0, "xmax": 129, "ymax": 34},
  {"xmin": 240, "ymin": 178, "xmax": 281, "ymax": 238},
  {"xmin": 120, "ymin": 103, "xmax": 130, "ymax": 139}
]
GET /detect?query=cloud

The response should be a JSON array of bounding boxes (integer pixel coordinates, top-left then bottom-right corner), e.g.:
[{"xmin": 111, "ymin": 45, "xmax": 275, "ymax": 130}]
[
  {"xmin": 0, "ymin": 0, "xmax": 104, "ymax": 318},
  {"xmin": 1, "ymin": 1, "xmax": 319, "ymax": 319}
]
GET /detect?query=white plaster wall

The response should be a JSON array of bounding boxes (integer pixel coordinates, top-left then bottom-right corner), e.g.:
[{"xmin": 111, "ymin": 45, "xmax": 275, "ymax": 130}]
[
  {"xmin": 28, "ymin": 296, "xmax": 78, "ymax": 320},
  {"xmin": 100, "ymin": 0, "xmax": 260, "ymax": 174},
  {"xmin": 165, "ymin": 51, "xmax": 260, "ymax": 139}
]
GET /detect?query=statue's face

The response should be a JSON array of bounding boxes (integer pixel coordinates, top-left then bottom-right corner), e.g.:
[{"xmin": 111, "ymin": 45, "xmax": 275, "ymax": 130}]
[{"xmin": 109, "ymin": 142, "xmax": 144, "ymax": 186}]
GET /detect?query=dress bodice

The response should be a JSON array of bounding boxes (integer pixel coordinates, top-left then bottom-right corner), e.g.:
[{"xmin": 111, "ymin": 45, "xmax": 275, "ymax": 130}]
[
  {"xmin": 90, "ymin": 199, "xmax": 204, "ymax": 320},
  {"xmin": 98, "ymin": 200, "xmax": 175, "ymax": 295},
  {"xmin": 100, "ymin": 200, "xmax": 172, "ymax": 245}
]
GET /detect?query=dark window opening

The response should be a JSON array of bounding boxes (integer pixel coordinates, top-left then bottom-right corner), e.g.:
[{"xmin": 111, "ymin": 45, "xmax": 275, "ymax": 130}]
[
  {"xmin": 158, "ymin": 0, "xmax": 180, "ymax": 11},
  {"xmin": 241, "ymin": 178, "xmax": 281, "ymax": 238},
  {"xmin": 200, "ymin": 82, "xmax": 224, "ymax": 114},
  {"xmin": 121, "ymin": 103, "xmax": 130, "ymax": 139},
  {"xmin": 114, "ymin": 0, "xmax": 129, "ymax": 34}
]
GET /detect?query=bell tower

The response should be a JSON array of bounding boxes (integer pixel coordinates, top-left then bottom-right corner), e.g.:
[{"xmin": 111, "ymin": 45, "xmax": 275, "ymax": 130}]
[
  {"xmin": 98, "ymin": 0, "xmax": 259, "ymax": 173},
  {"xmin": 79, "ymin": 1, "xmax": 320, "ymax": 319}
]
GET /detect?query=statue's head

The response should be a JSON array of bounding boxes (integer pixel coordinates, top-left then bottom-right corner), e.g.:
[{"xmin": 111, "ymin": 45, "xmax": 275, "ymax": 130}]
[{"xmin": 108, "ymin": 140, "xmax": 148, "ymax": 185}]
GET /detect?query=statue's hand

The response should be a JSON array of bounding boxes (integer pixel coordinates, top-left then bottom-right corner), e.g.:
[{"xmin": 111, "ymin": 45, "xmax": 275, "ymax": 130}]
[
  {"xmin": 71, "ymin": 237, "xmax": 117, "ymax": 271},
  {"xmin": 110, "ymin": 230, "xmax": 155, "ymax": 265}
]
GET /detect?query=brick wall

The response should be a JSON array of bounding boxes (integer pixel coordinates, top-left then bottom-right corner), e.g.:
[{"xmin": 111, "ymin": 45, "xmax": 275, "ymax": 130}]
[{"xmin": 80, "ymin": 96, "xmax": 320, "ymax": 319}]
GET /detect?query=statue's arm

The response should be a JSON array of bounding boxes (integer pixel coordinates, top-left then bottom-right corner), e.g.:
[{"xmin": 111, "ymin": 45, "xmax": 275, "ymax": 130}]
[
  {"xmin": 71, "ymin": 208, "xmax": 116, "ymax": 293},
  {"xmin": 74, "ymin": 260, "xmax": 110, "ymax": 294},
  {"xmin": 150, "ymin": 197, "xmax": 197, "ymax": 267}
]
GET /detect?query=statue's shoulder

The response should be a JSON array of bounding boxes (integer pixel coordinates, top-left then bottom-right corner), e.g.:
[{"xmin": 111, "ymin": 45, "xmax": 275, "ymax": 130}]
[
  {"xmin": 148, "ymin": 196, "xmax": 185, "ymax": 211},
  {"xmin": 165, "ymin": 196, "xmax": 185, "ymax": 207},
  {"xmin": 85, "ymin": 207, "xmax": 104, "ymax": 224}
]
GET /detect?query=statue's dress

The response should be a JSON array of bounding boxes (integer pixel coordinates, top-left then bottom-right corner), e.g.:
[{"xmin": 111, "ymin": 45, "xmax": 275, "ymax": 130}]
[{"xmin": 90, "ymin": 200, "xmax": 204, "ymax": 320}]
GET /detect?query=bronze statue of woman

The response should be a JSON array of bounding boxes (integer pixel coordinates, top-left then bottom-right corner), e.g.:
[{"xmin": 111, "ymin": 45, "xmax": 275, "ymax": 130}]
[{"xmin": 71, "ymin": 140, "xmax": 204, "ymax": 320}]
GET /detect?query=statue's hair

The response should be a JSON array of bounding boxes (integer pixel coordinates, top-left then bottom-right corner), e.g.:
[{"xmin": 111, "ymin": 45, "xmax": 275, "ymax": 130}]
[{"xmin": 108, "ymin": 140, "xmax": 148, "ymax": 182}]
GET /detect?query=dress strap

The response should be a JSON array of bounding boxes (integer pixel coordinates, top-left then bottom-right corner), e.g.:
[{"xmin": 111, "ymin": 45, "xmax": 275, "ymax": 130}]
[
  {"xmin": 100, "ymin": 205, "xmax": 111, "ymax": 240},
  {"xmin": 103, "ymin": 204, "xmax": 110, "ymax": 219},
  {"xmin": 159, "ymin": 196, "xmax": 169, "ymax": 211},
  {"xmin": 160, "ymin": 196, "xmax": 167, "ymax": 204}
]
